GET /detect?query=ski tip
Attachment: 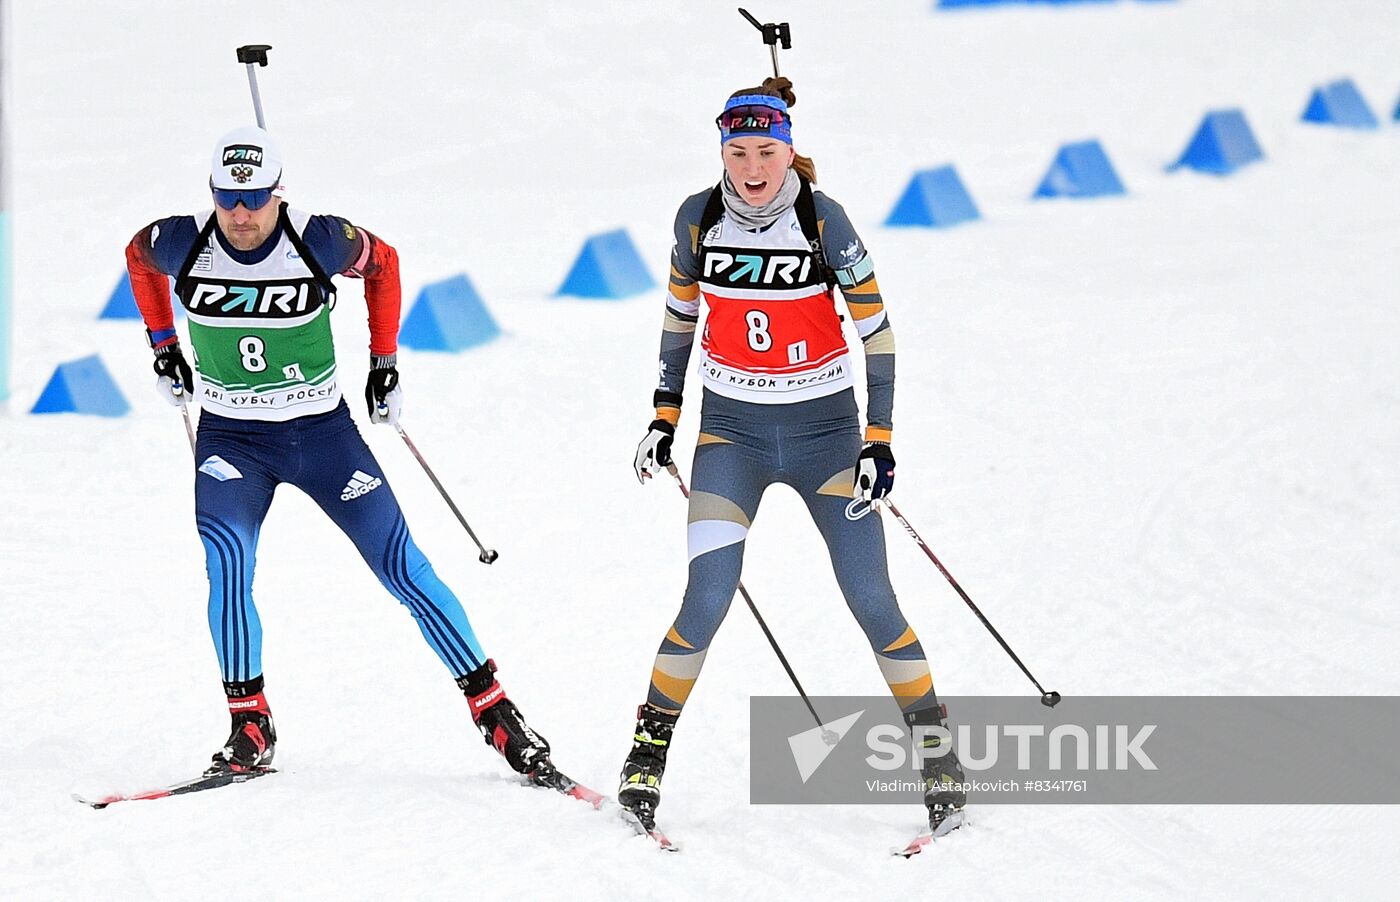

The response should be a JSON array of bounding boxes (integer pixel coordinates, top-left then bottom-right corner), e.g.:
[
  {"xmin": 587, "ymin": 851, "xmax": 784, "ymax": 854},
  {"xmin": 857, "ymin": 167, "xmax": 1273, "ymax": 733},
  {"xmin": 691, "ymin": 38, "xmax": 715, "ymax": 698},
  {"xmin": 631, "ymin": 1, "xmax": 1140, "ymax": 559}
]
[
  {"xmin": 892, "ymin": 808, "xmax": 967, "ymax": 857},
  {"xmin": 618, "ymin": 806, "xmax": 680, "ymax": 852},
  {"xmin": 71, "ymin": 792, "xmax": 110, "ymax": 810},
  {"xmin": 892, "ymin": 833, "xmax": 931, "ymax": 858},
  {"xmin": 639, "ymin": 822, "xmax": 680, "ymax": 852},
  {"xmin": 527, "ymin": 766, "xmax": 606, "ymax": 809},
  {"xmin": 562, "ymin": 782, "xmax": 605, "ymax": 809}
]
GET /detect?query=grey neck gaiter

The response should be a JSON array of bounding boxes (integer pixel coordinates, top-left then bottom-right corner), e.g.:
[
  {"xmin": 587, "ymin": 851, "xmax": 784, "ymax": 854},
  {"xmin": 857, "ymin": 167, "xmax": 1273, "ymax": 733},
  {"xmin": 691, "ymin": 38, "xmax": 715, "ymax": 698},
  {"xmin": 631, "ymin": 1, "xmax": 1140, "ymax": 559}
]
[{"xmin": 721, "ymin": 168, "xmax": 801, "ymax": 231}]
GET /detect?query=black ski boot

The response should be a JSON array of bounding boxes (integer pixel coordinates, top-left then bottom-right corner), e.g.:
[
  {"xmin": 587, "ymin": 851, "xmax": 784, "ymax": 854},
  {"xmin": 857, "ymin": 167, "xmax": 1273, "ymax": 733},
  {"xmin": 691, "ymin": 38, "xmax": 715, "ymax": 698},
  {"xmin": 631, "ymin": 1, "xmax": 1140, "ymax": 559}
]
[
  {"xmin": 906, "ymin": 703, "xmax": 967, "ymax": 835},
  {"xmin": 206, "ymin": 677, "xmax": 277, "ymax": 776},
  {"xmin": 458, "ymin": 660, "xmax": 552, "ymax": 776},
  {"xmin": 618, "ymin": 703, "xmax": 678, "ymax": 830}
]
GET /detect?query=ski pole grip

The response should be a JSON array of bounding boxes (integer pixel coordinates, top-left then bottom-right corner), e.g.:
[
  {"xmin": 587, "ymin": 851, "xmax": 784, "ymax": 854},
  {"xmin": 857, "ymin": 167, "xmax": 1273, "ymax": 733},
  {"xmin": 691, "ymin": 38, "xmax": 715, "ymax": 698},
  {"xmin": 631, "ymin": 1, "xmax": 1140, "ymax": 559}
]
[{"xmin": 236, "ymin": 45, "xmax": 272, "ymax": 66}]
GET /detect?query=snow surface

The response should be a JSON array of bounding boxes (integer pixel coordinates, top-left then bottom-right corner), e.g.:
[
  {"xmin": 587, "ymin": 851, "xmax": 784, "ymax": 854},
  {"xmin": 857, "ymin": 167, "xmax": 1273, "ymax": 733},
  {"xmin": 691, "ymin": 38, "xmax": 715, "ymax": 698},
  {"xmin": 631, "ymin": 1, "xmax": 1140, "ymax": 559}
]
[{"xmin": 3, "ymin": 0, "xmax": 1399, "ymax": 898}]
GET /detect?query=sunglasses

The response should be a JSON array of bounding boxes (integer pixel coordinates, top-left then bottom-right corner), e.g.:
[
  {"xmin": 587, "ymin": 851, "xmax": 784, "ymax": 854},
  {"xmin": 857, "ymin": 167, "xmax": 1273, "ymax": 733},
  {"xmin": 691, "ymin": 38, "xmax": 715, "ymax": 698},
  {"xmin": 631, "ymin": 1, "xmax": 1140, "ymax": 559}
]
[
  {"xmin": 211, "ymin": 184, "xmax": 277, "ymax": 211},
  {"xmin": 716, "ymin": 104, "xmax": 790, "ymax": 134}
]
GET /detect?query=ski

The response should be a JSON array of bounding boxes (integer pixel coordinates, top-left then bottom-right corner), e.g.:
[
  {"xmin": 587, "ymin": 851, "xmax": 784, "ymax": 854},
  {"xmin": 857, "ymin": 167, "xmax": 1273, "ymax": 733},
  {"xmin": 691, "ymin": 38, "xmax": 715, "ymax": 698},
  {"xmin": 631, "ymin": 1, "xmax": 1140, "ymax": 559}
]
[
  {"xmin": 532, "ymin": 765, "xmax": 676, "ymax": 849},
  {"xmin": 528, "ymin": 765, "xmax": 605, "ymax": 809},
  {"xmin": 619, "ymin": 801, "xmax": 680, "ymax": 852},
  {"xmin": 893, "ymin": 808, "xmax": 966, "ymax": 858},
  {"xmin": 73, "ymin": 766, "xmax": 277, "ymax": 809},
  {"xmin": 532, "ymin": 763, "xmax": 676, "ymax": 850}
]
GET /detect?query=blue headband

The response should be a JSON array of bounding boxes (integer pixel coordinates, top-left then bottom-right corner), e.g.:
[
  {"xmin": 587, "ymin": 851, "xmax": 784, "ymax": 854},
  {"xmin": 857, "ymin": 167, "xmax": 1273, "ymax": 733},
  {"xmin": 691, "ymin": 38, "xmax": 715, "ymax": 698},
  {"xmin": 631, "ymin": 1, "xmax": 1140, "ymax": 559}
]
[{"xmin": 717, "ymin": 94, "xmax": 793, "ymax": 145}]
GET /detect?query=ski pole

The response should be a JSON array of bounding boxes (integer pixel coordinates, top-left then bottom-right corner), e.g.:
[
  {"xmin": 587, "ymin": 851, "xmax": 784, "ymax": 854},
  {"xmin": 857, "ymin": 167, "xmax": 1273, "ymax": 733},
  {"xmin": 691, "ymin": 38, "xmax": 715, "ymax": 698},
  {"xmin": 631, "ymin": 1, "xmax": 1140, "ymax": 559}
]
[
  {"xmin": 665, "ymin": 463, "xmax": 836, "ymax": 742},
  {"xmin": 179, "ymin": 400, "xmax": 197, "ymax": 455},
  {"xmin": 163, "ymin": 372, "xmax": 196, "ymax": 456},
  {"xmin": 235, "ymin": 45, "xmax": 272, "ymax": 128},
  {"xmin": 394, "ymin": 424, "xmax": 499, "ymax": 564},
  {"xmin": 882, "ymin": 499, "xmax": 1062, "ymax": 708},
  {"xmin": 738, "ymin": 8, "xmax": 792, "ymax": 79}
]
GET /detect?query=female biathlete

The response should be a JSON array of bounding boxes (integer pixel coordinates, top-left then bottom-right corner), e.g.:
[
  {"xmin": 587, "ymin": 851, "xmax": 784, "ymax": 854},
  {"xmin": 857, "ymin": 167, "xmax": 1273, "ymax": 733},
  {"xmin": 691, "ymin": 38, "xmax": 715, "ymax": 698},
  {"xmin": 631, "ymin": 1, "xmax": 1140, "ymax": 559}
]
[{"xmin": 622, "ymin": 78, "xmax": 967, "ymax": 835}]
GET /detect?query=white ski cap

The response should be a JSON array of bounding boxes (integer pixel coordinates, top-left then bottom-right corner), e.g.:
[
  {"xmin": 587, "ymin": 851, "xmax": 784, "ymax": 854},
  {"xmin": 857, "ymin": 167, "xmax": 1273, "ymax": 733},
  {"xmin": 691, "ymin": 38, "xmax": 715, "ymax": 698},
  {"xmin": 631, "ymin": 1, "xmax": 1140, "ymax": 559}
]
[{"xmin": 209, "ymin": 125, "xmax": 284, "ymax": 191}]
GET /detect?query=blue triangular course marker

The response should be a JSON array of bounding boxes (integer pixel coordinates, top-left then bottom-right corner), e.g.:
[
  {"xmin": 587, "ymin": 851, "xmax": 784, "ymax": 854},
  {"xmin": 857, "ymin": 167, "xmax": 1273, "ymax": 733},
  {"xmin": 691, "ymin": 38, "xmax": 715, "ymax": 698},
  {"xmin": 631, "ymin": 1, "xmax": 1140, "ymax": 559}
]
[
  {"xmin": 1301, "ymin": 79, "xmax": 1379, "ymax": 129},
  {"xmin": 398, "ymin": 274, "xmax": 501, "ymax": 352},
  {"xmin": 30, "ymin": 354, "xmax": 130, "ymax": 417},
  {"xmin": 884, "ymin": 165, "xmax": 981, "ymax": 228},
  {"xmin": 99, "ymin": 273, "xmax": 140, "ymax": 319},
  {"xmin": 1167, "ymin": 109, "xmax": 1264, "ymax": 175},
  {"xmin": 1033, "ymin": 139, "xmax": 1126, "ymax": 199},
  {"xmin": 100, "ymin": 272, "xmax": 185, "ymax": 320},
  {"xmin": 555, "ymin": 228, "xmax": 656, "ymax": 300}
]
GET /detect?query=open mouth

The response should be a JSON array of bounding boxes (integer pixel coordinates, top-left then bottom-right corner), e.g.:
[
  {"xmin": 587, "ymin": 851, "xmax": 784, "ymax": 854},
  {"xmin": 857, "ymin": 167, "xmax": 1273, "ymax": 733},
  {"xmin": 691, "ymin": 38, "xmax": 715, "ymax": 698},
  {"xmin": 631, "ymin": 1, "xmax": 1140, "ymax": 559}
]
[{"xmin": 743, "ymin": 179, "xmax": 768, "ymax": 196}]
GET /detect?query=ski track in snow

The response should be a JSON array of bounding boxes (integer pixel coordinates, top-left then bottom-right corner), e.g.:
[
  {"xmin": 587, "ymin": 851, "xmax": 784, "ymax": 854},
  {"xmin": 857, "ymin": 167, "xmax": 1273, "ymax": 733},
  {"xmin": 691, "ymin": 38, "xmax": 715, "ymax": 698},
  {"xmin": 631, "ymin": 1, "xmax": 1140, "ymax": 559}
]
[{"xmin": 3, "ymin": 1, "xmax": 1399, "ymax": 899}]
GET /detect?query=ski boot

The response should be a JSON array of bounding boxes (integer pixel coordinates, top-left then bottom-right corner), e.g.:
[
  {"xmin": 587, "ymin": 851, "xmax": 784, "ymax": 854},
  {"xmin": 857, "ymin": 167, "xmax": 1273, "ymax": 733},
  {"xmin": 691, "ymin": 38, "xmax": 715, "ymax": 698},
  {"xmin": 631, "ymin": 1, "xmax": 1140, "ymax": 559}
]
[
  {"xmin": 206, "ymin": 677, "xmax": 277, "ymax": 776},
  {"xmin": 618, "ymin": 703, "xmax": 678, "ymax": 832},
  {"xmin": 458, "ymin": 660, "xmax": 553, "ymax": 779},
  {"xmin": 906, "ymin": 703, "xmax": 967, "ymax": 836}
]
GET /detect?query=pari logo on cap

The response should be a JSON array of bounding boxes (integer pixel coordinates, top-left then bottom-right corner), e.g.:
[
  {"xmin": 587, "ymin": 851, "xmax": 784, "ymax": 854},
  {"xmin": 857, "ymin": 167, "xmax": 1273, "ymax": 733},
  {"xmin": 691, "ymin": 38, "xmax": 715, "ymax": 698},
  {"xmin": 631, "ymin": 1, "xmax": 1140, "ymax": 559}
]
[
  {"xmin": 222, "ymin": 144, "xmax": 264, "ymax": 166},
  {"xmin": 210, "ymin": 125, "xmax": 283, "ymax": 191}
]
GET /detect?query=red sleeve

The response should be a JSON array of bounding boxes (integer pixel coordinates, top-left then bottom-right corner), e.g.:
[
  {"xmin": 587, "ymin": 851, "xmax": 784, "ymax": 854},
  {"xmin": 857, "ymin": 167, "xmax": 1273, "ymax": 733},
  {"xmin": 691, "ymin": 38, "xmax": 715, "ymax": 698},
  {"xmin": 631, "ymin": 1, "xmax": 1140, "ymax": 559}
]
[
  {"xmin": 354, "ymin": 231, "xmax": 401, "ymax": 357},
  {"xmin": 125, "ymin": 227, "xmax": 178, "ymax": 347}
]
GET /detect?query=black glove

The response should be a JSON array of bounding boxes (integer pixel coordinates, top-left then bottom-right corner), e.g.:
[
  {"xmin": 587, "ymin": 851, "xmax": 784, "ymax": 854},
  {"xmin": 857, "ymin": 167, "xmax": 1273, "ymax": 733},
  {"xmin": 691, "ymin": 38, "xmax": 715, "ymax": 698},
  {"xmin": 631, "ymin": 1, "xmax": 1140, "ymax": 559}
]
[
  {"xmin": 633, "ymin": 418, "xmax": 676, "ymax": 483},
  {"xmin": 152, "ymin": 342, "xmax": 195, "ymax": 406},
  {"xmin": 365, "ymin": 354, "xmax": 402, "ymax": 425},
  {"xmin": 855, "ymin": 442, "xmax": 896, "ymax": 501}
]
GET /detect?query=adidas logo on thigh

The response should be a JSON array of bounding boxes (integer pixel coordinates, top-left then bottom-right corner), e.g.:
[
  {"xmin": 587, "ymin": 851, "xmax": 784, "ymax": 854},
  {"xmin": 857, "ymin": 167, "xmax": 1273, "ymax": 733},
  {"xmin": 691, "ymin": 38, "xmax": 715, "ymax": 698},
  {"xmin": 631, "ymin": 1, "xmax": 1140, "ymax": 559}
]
[{"xmin": 340, "ymin": 470, "xmax": 383, "ymax": 501}]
